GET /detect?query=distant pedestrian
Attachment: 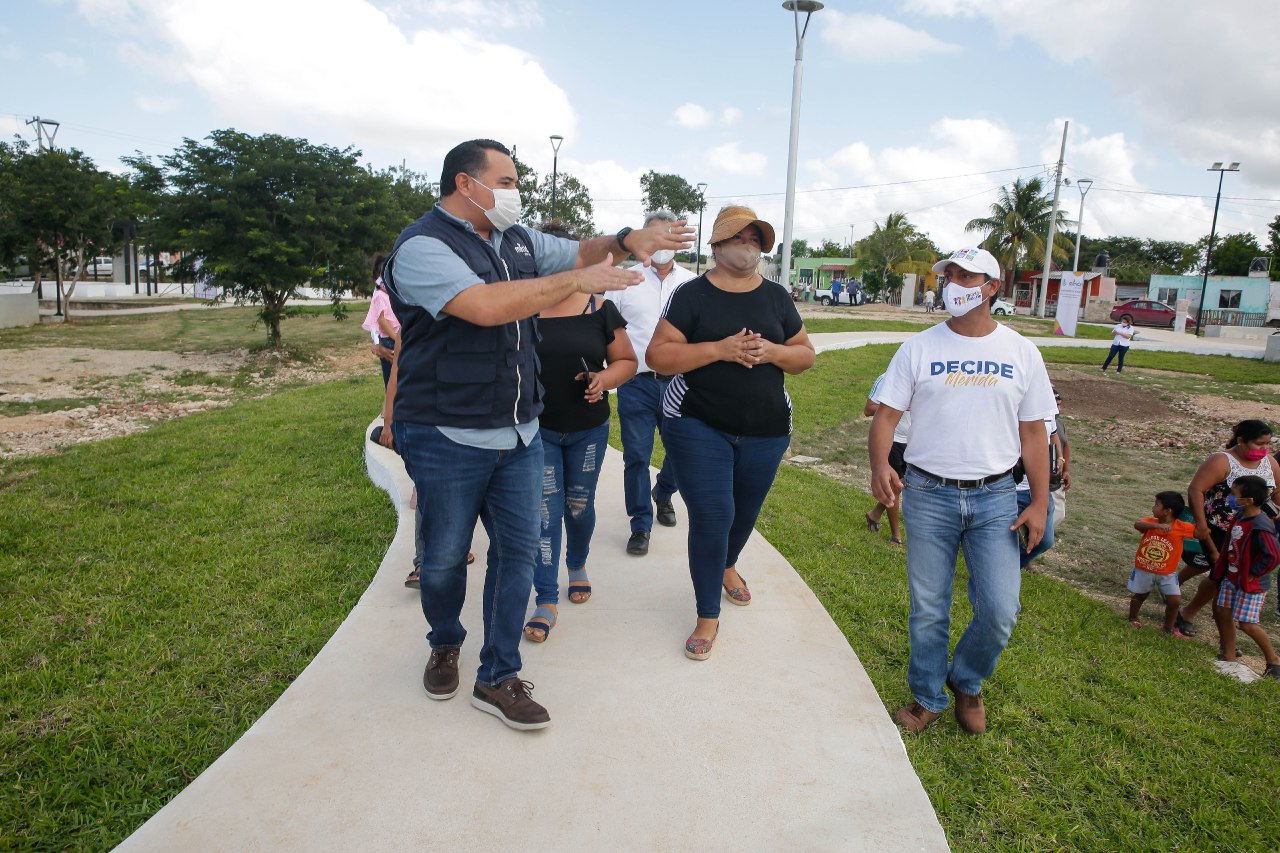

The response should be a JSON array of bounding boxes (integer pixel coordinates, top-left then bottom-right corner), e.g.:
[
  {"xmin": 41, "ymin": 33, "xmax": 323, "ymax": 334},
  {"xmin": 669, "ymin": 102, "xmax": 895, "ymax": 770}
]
[
  {"xmin": 922, "ymin": 289, "xmax": 935, "ymax": 314},
  {"xmin": 1100, "ymin": 313, "xmax": 1135, "ymax": 372},
  {"xmin": 361, "ymin": 255, "xmax": 400, "ymax": 388},
  {"xmin": 831, "ymin": 278, "xmax": 843, "ymax": 305}
]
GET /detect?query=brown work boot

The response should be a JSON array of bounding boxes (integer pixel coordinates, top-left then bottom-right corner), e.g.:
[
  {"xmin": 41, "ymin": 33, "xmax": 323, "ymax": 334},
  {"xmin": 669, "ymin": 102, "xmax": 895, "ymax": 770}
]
[
  {"xmin": 423, "ymin": 647, "xmax": 460, "ymax": 700},
  {"xmin": 947, "ymin": 680, "xmax": 987, "ymax": 734},
  {"xmin": 471, "ymin": 678, "xmax": 551, "ymax": 731},
  {"xmin": 894, "ymin": 701, "xmax": 942, "ymax": 734}
]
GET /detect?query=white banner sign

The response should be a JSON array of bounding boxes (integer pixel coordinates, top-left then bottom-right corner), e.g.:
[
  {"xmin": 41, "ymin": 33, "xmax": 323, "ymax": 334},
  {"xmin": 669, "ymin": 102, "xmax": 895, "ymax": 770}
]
[{"xmin": 1054, "ymin": 273, "xmax": 1085, "ymax": 337}]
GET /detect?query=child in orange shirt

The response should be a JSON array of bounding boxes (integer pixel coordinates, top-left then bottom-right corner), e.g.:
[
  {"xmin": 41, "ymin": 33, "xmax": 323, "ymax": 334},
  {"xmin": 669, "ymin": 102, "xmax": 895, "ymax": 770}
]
[{"xmin": 1128, "ymin": 491, "xmax": 1197, "ymax": 634}]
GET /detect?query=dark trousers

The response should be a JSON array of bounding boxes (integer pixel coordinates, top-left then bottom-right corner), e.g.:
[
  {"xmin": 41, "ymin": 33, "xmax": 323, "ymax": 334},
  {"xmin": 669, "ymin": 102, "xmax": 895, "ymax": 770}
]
[{"xmin": 1102, "ymin": 344, "xmax": 1128, "ymax": 372}]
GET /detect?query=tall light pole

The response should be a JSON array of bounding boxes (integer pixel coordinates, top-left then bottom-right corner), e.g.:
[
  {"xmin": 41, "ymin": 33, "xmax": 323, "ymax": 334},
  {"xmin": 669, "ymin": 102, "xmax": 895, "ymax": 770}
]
[
  {"xmin": 549, "ymin": 134, "xmax": 564, "ymax": 221},
  {"xmin": 1071, "ymin": 178, "xmax": 1093, "ymax": 272},
  {"xmin": 1196, "ymin": 161, "xmax": 1240, "ymax": 336},
  {"xmin": 849, "ymin": 224, "xmax": 855, "ymax": 256},
  {"xmin": 1036, "ymin": 120, "xmax": 1068, "ymax": 317},
  {"xmin": 779, "ymin": 0, "xmax": 823, "ymax": 293},
  {"xmin": 695, "ymin": 182, "xmax": 708, "ymax": 274}
]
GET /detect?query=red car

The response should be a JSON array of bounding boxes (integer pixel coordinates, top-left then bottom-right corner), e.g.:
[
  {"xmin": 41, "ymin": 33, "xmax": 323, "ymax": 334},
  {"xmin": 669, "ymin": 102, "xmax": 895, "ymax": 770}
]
[{"xmin": 1110, "ymin": 299, "xmax": 1198, "ymax": 330}]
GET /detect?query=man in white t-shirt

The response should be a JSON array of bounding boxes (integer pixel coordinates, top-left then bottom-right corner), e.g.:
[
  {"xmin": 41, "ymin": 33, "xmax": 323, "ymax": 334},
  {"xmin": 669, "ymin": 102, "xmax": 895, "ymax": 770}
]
[
  {"xmin": 870, "ymin": 246, "xmax": 1057, "ymax": 736},
  {"xmin": 606, "ymin": 209, "xmax": 697, "ymax": 556}
]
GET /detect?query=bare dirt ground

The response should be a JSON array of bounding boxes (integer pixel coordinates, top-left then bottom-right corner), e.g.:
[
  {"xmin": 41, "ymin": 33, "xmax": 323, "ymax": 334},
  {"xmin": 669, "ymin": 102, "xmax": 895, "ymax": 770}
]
[{"xmin": 0, "ymin": 344, "xmax": 372, "ymax": 458}]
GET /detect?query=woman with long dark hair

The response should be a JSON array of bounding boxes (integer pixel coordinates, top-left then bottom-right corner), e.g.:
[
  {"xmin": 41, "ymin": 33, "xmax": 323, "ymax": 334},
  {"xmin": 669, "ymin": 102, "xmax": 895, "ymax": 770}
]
[{"xmin": 1175, "ymin": 419, "xmax": 1280, "ymax": 638}]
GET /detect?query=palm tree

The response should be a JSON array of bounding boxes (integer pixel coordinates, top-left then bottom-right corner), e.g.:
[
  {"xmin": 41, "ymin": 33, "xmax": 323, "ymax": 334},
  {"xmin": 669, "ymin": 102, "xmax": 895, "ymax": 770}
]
[
  {"xmin": 965, "ymin": 176, "xmax": 1072, "ymax": 294},
  {"xmin": 854, "ymin": 212, "xmax": 939, "ymax": 300}
]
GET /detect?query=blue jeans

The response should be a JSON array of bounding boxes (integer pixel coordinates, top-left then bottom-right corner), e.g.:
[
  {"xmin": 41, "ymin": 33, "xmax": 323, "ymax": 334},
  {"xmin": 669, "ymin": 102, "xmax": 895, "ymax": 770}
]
[
  {"xmin": 1016, "ymin": 488, "xmax": 1055, "ymax": 568},
  {"xmin": 377, "ymin": 335, "xmax": 395, "ymax": 387},
  {"xmin": 616, "ymin": 374, "xmax": 679, "ymax": 533},
  {"xmin": 392, "ymin": 422, "xmax": 541, "ymax": 687},
  {"xmin": 535, "ymin": 422, "xmax": 610, "ymax": 605},
  {"xmin": 1101, "ymin": 344, "xmax": 1128, "ymax": 371},
  {"xmin": 901, "ymin": 466, "xmax": 1022, "ymax": 713},
  {"xmin": 662, "ymin": 415, "xmax": 790, "ymax": 619}
]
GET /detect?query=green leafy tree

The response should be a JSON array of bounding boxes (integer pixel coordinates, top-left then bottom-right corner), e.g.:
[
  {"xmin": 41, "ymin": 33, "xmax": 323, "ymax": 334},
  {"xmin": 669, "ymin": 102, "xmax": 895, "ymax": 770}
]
[
  {"xmin": 6, "ymin": 142, "xmax": 122, "ymax": 318},
  {"xmin": 789, "ymin": 238, "xmax": 812, "ymax": 259},
  {"xmin": 1268, "ymin": 215, "xmax": 1280, "ymax": 281},
  {"xmin": 148, "ymin": 129, "xmax": 388, "ymax": 348},
  {"xmin": 524, "ymin": 171, "xmax": 597, "ymax": 238},
  {"xmin": 965, "ymin": 176, "xmax": 1071, "ymax": 286},
  {"xmin": 815, "ymin": 238, "xmax": 847, "ymax": 257},
  {"xmin": 639, "ymin": 171, "xmax": 702, "ymax": 218},
  {"xmin": 1197, "ymin": 231, "xmax": 1264, "ymax": 277},
  {"xmin": 854, "ymin": 212, "xmax": 937, "ymax": 293},
  {"xmin": 1069, "ymin": 234, "xmax": 1198, "ymax": 280}
]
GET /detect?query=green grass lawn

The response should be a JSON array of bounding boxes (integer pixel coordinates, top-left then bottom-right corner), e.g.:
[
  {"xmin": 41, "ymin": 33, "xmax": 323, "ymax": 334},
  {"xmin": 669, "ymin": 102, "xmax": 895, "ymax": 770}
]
[
  {"xmin": 5, "ymin": 317, "xmax": 1280, "ymax": 850},
  {"xmin": 0, "ymin": 376, "xmax": 390, "ymax": 851},
  {"xmin": 767, "ymin": 347, "xmax": 1280, "ymax": 850},
  {"xmin": 0, "ymin": 303, "xmax": 365, "ymax": 356}
]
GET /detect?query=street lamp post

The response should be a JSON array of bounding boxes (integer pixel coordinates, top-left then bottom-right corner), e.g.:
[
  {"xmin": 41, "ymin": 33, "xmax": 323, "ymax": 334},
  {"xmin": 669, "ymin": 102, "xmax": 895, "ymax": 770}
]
[
  {"xmin": 779, "ymin": 0, "xmax": 823, "ymax": 293},
  {"xmin": 696, "ymin": 182, "xmax": 708, "ymax": 274},
  {"xmin": 1071, "ymin": 178, "xmax": 1093, "ymax": 273},
  {"xmin": 549, "ymin": 134, "xmax": 564, "ymax": 221},
  {"xmin": 1196, "ymin": 161, "xmax": 1240, "ymax": 336}
]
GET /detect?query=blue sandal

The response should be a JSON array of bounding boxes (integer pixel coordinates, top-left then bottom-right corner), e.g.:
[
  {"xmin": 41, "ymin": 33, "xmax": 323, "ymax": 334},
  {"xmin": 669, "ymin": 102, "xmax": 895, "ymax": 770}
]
[
  {"xmin": 523, "ymin": 605, "xmax": 557, "ymax": 643},
  {"xmin": 567, "ymin": 567, "xmax": 591, "ymax": 604}
]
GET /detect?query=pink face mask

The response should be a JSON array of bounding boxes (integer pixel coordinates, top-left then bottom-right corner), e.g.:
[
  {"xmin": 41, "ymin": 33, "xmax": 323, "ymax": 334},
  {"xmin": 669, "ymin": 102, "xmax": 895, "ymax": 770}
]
[{"xmin": 1243, "ymin": 447, "xmax": 1270, "ymax": 461}]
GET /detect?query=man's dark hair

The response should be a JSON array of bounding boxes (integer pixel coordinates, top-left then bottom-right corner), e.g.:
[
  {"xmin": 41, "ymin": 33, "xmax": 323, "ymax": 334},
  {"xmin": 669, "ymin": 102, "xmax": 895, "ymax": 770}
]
[
  {"xmin": 1155, "ymin": 491, "xmax": 1185, "ymax": 516},
  {"xmin": 1234, "ymin": 475, "xmax": 1270, "ymax": 507},
  {"xmin": 440, "ymin": 139, "xmax": 511, "ymax": 197}
]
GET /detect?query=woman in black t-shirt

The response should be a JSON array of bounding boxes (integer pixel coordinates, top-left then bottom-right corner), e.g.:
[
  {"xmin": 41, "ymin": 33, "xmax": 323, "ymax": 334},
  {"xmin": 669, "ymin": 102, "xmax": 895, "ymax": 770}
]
[
  {"xmin": 524, "ymin": 285, "xmax": 636, "ymax": 643},
  {"xmin": 647, "ymin": 206, "xmax": 815, "ymax": 660}
]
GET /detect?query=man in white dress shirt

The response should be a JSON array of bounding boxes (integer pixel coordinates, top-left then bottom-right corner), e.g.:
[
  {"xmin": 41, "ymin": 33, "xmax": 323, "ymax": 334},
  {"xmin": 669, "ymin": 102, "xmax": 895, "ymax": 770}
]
[{"xmin": 606, "ymin": 209, "xmax": 696, "ymax": 556}]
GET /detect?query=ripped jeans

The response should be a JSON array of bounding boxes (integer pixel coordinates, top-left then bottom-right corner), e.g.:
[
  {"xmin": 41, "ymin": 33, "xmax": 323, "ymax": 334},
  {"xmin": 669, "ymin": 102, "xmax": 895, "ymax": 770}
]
[{"xmin": 534, "ymin": 421, "xmax": 611, "ymax": 605}]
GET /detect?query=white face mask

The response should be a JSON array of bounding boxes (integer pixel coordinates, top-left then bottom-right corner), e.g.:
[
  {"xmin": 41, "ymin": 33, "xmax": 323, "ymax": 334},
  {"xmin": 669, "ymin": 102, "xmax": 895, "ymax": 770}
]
[
  {"xmin": 467, "ymin": 178, "xmax": 522, "ymax": 231},
  {"xmin": 942, "ymin": 281, "xmax": 988, "ymax": 317},
  {"xmin": 650, "ymin": 249, "xmax": 675, "ymax": 265},
  {"xmin": 716, "ymin": 244, "xmax": 761, "ymax": 273}
]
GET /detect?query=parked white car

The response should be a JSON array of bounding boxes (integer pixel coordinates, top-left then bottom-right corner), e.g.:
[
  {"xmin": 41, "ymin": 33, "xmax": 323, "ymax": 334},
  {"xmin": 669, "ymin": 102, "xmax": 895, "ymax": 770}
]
[{"xmin": 991, "ymin": 297, "xmax": 1016, "ymax": 316}]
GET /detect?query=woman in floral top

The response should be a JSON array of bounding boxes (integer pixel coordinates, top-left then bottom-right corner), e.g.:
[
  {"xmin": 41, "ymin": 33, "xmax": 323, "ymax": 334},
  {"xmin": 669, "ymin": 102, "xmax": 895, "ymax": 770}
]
[{"xmin": 1175, "ymin": 419, "xmax": 1280, "ymax": 635}]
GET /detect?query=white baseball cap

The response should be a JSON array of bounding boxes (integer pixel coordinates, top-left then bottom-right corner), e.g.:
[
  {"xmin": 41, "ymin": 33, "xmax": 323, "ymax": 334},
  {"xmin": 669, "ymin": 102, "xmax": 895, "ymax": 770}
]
[{"xmin": 932, "ymin": 247, "xmax": 1001, "ymax": 281}]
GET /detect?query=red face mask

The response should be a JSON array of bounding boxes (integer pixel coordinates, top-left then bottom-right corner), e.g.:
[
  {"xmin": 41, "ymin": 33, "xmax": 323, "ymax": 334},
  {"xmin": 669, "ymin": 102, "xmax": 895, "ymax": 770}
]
[{"xmin": 1243, "ymin": 447, "xmax": 1270, "ymax": 461}]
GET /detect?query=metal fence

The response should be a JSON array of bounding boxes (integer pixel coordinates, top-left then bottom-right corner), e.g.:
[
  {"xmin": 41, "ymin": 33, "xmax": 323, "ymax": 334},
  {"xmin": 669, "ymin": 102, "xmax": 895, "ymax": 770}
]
[{"xmin": 1198, "ymin": 309, "xmax": 1267, "ymax": 327}]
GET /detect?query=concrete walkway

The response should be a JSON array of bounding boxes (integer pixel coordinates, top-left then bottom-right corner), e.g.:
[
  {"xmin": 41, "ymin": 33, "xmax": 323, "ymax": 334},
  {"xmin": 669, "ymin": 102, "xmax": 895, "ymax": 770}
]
[{"xmin": 117, "ymin": 429, "xmax": 948, "ymax": 852}]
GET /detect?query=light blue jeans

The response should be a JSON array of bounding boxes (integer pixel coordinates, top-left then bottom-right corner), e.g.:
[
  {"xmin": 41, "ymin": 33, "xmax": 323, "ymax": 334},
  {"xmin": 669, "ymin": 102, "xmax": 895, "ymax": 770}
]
[
  {"xmin": 901, "ymin": 466, "xmax": 1022, "ymax": 713},
  {"xmin": 534, "ymin": 422, "xmax": 610, "ymax": 605}
]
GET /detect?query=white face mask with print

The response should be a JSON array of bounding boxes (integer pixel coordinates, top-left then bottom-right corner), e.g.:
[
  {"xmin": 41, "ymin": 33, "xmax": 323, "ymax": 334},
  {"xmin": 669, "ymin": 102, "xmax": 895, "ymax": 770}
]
[
  {"xmin": 942, "ymin": 281, "xmax": 988, "ymax": 317},
  {"xmin": 467, "ymin": 178, "xmax": 522, "ymax": 232}
]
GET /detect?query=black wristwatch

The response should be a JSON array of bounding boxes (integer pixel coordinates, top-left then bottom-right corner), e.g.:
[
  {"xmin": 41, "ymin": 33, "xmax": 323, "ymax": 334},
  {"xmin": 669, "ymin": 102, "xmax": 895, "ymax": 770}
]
[{"xmin": 615, "ymin": 227, "xmax": 633, "ymax": 255}]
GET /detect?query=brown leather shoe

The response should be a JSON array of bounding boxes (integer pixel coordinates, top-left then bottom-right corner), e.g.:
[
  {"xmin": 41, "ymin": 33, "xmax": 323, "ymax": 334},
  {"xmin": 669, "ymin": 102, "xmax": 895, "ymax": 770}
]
[
  {"xmin": 947, "ymin": 680, "xmax": 987, "ymax": 734},
  {"xmin": 471, "ymin": 678, "xmax": 550, "ymax": 731},
  {"xmin": 423, "ymin": 648, "xmax": 460, "ymax": 700},
  {"xmin": 894, "ymin": 701, "xmax": 942, "ymax": 734}
]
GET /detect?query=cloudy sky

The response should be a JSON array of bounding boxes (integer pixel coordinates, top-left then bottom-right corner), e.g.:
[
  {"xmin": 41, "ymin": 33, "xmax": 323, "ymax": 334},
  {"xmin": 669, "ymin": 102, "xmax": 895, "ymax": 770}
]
[{"xmin": 4, "ymin": 0, "xmax": 1279, "ymax": 256}]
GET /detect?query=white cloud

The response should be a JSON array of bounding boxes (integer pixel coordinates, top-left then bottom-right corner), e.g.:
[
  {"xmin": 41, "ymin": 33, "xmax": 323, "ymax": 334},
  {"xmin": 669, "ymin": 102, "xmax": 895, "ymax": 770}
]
[
  {"xmin": 820, "ymin": 10, "xmax": 960, "ymax": 62},
  {"xmin": 907, "ymin": 0, "xmax": 1280, "ymax": 192},
  {"xmin": 135, "ymin": 94, "xmax": 181, "ymax": 114},
  {"xmin": 722, "ymin": 107, "xmax": 742, "ymax": 126},
  {"xmin": 709, "ymin": 142, "xmax": 767, "ymax": 176},
  {"xmin": 382, "ymin": 0, "xmax": 542, "ymax": 28},
  {"xmin": 559, "ymin": 157, "xmax": 646, "ymax": 236},
  {"xmin": 672, "ymin": 103, "xmax": 713, "ymax": 129},
  {"xmin": 100, "ymin": 0, "xmax": 574, "ymax": 166},
  {"xmin": 48, "ymin": 51, "xmax": 87, "ymax": 72}
]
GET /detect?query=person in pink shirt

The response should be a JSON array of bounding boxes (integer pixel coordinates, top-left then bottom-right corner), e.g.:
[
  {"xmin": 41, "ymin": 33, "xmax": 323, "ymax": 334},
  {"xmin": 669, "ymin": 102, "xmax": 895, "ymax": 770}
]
[{"xmin": 362, "ymin": 255, "xmax": 401, "ymax": 387}]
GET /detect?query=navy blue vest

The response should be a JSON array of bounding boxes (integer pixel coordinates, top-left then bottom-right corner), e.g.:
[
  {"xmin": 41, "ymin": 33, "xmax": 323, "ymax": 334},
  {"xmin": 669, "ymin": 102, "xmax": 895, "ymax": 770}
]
[{"xmin": 384, "ymin": 207, "xmax": 543, "ymax": 429}]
